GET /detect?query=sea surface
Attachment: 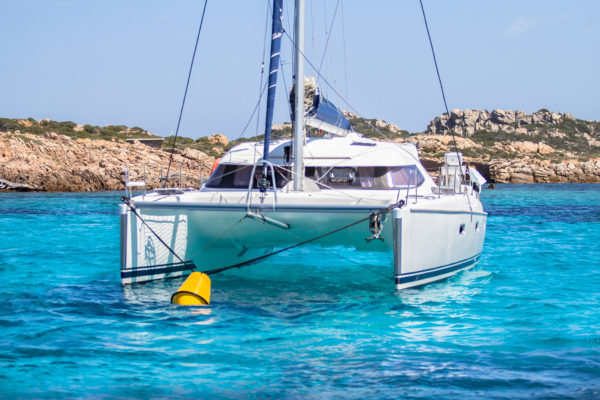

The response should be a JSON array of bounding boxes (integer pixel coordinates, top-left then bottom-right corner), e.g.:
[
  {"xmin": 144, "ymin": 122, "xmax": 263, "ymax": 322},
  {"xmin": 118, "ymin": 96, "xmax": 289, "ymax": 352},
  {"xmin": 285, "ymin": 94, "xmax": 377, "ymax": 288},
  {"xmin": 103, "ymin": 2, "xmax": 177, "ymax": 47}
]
[{"xmin": 0, "ymin": 184, "xmax": 599, "ymax": 399}]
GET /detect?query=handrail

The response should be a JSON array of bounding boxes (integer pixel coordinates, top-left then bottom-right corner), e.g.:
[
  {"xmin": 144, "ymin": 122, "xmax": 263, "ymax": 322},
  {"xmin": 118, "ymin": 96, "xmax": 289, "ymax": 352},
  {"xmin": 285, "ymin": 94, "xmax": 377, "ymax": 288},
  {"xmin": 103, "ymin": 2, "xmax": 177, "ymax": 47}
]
[
  {"xmin": 123, "ymin": 166, "xmax": 146, "ymax": 199},
  {"xmin": 245, "ymin": 159, "xmax": 279, "ymax": 212}
]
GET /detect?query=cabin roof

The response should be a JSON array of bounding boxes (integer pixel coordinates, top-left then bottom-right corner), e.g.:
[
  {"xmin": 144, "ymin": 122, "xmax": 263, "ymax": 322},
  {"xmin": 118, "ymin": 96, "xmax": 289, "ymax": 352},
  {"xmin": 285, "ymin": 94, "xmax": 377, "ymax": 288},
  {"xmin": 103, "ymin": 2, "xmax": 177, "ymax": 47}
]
[{"xmin": 221, "ymin": 137, "xmax": 420, "ymax": 167}]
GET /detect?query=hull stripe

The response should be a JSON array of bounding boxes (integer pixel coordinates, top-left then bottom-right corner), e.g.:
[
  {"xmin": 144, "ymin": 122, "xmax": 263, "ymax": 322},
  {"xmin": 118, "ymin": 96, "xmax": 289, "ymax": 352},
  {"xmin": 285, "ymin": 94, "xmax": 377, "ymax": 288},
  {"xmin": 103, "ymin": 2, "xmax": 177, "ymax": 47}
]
[
  {"xmin": 395, "ymin": 254, "xmax": 480, "ymax": 285},
  {"xmin": 121, "ymin": 261, "xmax": 195, "ymax": 280}
]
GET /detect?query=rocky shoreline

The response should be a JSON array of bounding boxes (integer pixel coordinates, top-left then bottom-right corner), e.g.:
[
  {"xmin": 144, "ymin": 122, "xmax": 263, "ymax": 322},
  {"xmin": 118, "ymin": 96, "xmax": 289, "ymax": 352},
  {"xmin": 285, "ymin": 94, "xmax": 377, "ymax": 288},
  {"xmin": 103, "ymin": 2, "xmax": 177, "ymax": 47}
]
[
  {"xmin": 404, "ymin": 134, "xmax": 600, "ymax": 183},
  {"xmin": 419, "ymin": 108, "xmax": 600, "ymax": 183},
  {"xmin": 0, "ymin": 131, "xmax": 216, "ymax": 192},
  {"xmin": 1, "ymin": 109, "xmax": 599, "ymax": 192}
]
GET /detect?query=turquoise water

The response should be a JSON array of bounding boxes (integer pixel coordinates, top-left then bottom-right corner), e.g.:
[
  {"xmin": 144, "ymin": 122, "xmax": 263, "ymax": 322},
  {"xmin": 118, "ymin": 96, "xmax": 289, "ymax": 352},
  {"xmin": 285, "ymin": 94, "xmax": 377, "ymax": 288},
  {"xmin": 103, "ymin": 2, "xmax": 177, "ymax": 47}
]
[{"xmin": 0, "ymin": 184, "xmax": 599, "ymax": 398}]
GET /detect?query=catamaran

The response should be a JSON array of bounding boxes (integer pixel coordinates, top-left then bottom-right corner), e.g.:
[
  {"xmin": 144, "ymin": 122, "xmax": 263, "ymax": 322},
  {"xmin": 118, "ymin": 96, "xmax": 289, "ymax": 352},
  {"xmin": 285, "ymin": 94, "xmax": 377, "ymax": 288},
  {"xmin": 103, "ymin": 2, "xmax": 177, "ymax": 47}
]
[{"xmin": 119, "ymin": 0, "xmax": 487, "ymax": 290}]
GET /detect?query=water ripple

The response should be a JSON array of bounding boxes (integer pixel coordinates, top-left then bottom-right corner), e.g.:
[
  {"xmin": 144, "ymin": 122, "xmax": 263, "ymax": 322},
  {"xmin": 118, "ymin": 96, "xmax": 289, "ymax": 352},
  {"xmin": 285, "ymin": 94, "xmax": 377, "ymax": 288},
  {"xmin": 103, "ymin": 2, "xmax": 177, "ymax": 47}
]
[{"xmin": 0, "ymin": 186, "xmax": 599, "ymax": 398}]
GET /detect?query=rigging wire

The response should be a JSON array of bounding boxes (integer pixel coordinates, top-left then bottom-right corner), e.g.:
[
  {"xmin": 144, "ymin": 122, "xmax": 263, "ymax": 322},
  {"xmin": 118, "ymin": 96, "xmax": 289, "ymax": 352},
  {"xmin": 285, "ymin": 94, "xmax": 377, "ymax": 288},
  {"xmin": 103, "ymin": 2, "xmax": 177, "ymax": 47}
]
[
  {"xmin": 255, "ymin": 0, "xmax": 272, "ymax": 137},
  {"xmin": 164, "ymin": 0, "xmax": 208, "ymax": 187},
  {"xmin": 321, "ymin": 0, "xmax": 328, "ymax": 92},
  {"xmin": 418, "ymin": 0, "xmax": 452, "ymax": 145},
  {"xmin": 233, "ymin": 0, "xmax": 272, "ymax": 142},
  {"xmin": 309, "ymin": 0, "xmax": 319, "ymax": 67},
  {"xmin": 316, "ymin": 0, "xmax": 341, "ymax": 86},
  {"xmin": 282, "ymin": 8, "xmax": 473, "ymax": 214},
  {"xmin": 239, "ymin": 3, "xmax": 470, "ymax": 207},
  {"xmin": 279, "ymin": 3, "xmax": 465, "ymax": 181},
  {"xmin": 235, "ymin": 80, "xmax": 269, "ymax": 141},
  {"xmin": 340, "ymin": 0, "xmax": 349, "ymax": 98},
  {"xmin": 418, "ymin": 0, "xmax": 472, "ymax": 210},
  {"xmin": 319, "ymin": 0, "xmax": 340, "ymax": 71},
  {"xmin": 284, "ymin": 0, "xmax": 292, "ymax": 38},
  {"xmin": 281, "ymin": 29, "xmax": 421, "ymax": 165},
  {"xmin": 280, "ymin": 60, "xmax": 293, "ymax": 120}
]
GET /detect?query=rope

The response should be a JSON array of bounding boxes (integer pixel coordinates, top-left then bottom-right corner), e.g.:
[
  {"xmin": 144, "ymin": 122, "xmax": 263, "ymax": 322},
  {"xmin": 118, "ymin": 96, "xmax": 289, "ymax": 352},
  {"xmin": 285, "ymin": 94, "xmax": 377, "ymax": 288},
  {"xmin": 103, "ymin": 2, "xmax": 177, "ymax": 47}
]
[
  {"xmin": 164, "ymin": 0, "xmax": 208, "ymax": 187},
  {"xmin": 202, "ymin": 200, "xmax": 404, "ymax": 275},
  {"xmin": 121, "ymin": 197, "xmax": 186, "ymax": 265}
]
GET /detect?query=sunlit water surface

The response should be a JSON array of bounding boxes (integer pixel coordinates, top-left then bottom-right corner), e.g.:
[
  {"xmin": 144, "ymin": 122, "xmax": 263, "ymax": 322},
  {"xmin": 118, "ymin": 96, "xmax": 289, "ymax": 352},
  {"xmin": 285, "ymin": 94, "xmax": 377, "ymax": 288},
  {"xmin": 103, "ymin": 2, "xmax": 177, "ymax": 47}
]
[{"xmin": 0, "ymin": 184, "xmax": 599, "ymax": 398}]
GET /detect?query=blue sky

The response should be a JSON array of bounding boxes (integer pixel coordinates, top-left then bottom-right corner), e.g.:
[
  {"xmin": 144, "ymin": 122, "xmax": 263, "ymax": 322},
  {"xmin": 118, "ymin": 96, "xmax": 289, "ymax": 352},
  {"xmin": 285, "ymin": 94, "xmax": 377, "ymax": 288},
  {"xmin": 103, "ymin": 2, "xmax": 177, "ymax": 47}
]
[{"xmin": 2, "ymin": 0, "xmax": 599, "ymax": 139}]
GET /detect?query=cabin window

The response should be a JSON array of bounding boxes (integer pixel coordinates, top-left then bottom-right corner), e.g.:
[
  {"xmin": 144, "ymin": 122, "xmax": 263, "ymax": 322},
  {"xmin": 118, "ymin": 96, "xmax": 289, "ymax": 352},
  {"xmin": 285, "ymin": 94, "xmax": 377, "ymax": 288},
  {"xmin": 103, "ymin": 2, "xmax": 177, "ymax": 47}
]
[
  {"xmin": 205, "ymin": 164, "xmax": 290, "ymax": 189},
  {"xmin": 306, "ymin": 166, "xmax": 424, "ymax": 189},
  {"xmin": 328, "ymin": 167, "xmax": 355, "ymax": 184},
  {"xmin": 206, "ymin": 164, "xmax": 424, "ymax": 190}
]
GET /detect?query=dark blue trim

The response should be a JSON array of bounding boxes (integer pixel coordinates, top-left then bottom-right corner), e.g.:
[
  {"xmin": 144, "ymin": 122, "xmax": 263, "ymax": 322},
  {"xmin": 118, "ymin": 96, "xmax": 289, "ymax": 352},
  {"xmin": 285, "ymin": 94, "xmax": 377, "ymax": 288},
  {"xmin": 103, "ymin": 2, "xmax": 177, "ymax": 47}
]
[
  {"xmin": 121, "ymin": 261, "xmax": 195, "ymax": 280},
  {"xmin": 262, "ymin": 0, "xmax": 283, "ymax": 163},
  {"xmin": 395, "ymin": 254, "xmax": 480, "ymax": 285}
]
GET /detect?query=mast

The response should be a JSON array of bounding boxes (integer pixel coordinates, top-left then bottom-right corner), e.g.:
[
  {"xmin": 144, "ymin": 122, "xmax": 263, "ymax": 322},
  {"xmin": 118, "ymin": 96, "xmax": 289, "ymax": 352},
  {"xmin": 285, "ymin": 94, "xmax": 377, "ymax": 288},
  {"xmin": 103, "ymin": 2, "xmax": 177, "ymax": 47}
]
[
  {"xmin": 262, "ymin": 0, "xmax": 284, "ymax": 170},
  {"xmin": 292, "ymin": 0, "xmax": 305, "ymax": 191}
]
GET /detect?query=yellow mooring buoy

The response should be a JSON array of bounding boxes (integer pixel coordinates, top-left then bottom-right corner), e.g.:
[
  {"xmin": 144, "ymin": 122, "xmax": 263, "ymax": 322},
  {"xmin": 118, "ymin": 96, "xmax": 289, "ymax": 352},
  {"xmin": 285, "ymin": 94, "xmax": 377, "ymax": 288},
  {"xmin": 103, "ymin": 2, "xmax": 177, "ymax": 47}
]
[{"xmin": 171, "ymin": 272, "xmax": 211, "ymax": 305}]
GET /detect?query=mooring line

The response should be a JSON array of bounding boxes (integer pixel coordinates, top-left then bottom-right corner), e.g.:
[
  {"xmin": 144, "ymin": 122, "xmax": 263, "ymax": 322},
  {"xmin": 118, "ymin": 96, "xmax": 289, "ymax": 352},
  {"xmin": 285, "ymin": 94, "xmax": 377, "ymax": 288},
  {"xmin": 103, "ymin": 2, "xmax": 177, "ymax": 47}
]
[
  {"xmin": 122, "ymin": 197, "xmax": 404, "ymax": 278},
  {"xmin": 202, "ymin": 200, "xmax": 404, "ymax": 275}
]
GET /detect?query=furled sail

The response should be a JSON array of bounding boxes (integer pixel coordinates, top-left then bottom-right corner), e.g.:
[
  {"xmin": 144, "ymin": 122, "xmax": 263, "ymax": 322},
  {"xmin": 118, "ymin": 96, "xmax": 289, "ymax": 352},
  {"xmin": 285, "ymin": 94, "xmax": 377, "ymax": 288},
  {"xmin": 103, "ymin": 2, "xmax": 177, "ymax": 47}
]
[
  {"xmin": 291, "ymin": 77, "xmax": 353, "ymax": 136},
  {"xmin": 262, "ymin": 0, "xmax": 284, "ymax": 162}
]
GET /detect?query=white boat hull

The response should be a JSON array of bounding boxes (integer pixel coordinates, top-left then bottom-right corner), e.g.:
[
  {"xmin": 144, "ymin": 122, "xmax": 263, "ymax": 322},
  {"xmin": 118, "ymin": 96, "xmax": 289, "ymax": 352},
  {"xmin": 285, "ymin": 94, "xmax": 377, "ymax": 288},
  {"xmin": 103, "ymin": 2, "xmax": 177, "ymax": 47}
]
[
  {"xmin": 392, "ymin": 206, "xmax": 486, "ymax": 289},
  {"xmin": 120, "ymin": 191, "xmax": 486, "ymax": 289}
]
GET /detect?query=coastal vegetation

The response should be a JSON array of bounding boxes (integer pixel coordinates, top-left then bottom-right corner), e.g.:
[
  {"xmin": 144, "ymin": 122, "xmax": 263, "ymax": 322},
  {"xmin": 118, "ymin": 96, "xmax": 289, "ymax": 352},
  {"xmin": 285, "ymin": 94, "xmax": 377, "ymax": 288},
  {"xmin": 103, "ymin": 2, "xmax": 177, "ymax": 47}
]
[
  {"xmin": 1, "ymin": 108, "xmax": 600, "ymax": 191},
  {"xmin": 425, "ymin": 109, "xmax": 600, "ymax": 162},
  {"xmin": 3, "ymin": 109, "xmax": 597, "ymax": 162},
  {"xmin": 0, "ymin": 117, "xmax": 154, "ymax": 140}
]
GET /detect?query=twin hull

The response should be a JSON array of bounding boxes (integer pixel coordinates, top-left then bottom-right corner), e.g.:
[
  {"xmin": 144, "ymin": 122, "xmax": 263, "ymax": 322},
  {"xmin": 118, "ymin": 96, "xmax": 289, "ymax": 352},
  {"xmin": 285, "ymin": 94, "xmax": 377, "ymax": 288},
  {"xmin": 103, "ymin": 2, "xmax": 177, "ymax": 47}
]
[{"xmin": 120, "ymin": 194, "xmax": 486, "ymax": 289}]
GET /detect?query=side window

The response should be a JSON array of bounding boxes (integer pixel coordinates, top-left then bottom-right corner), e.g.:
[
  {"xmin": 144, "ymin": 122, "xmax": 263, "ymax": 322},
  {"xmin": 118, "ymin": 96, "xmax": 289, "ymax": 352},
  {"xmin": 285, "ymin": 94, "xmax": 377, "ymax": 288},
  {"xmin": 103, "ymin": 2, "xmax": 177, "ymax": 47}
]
[
  {"xmin": 205, "ymin": 164, "xmax": 226, "ymax": 187},
  {"xmin": 205, "ymin": 164, "xmax": 252, "ymax": 188},
  {"xmin": 328, "ymin": 167, "xmax": 355, "ymax": 184},
  {"xmin": 358, "ymin": 167, "xmax": 374, "ymax": 188},
  {"xmin": 232, "ymin": 166, "xmax": 252, "ymax": 187},
  {"xmin": 308, "ymin": 166, "xmax": 425, "ymax": 189},
  {"xmin": 206, "ymin": 164, "xmax": 290, "ymax": 189},
  {"xmin": 388, "ymin": 166, "xmax": 424, "ymax": 187}
]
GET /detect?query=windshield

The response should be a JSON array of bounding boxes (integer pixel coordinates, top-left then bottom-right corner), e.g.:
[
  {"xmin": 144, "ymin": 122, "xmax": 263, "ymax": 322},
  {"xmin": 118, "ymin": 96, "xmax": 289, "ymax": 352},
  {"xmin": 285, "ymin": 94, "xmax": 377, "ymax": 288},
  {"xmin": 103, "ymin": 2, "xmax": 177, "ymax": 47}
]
[
  {"xmin": 307, "ymin": 166, "xmax": 424, "ymax": 189},
  {"xmin": 205, "ymin": 164, "xmax": 290, "ymax": 189},
  {"xmin": 206, "ymin": 164, "xmax": 424, "ymax": 190}
]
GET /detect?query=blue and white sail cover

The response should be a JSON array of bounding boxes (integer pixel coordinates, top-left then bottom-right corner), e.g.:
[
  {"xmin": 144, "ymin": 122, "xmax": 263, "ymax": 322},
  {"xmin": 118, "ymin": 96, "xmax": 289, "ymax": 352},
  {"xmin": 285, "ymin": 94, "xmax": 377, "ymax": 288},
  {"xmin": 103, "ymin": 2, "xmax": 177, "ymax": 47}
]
[
  {"xmin": 294, "ymin": 77, "xmax": 352, "ymax": 136},
  {"xmin": 306, "ymin": 83, "xmax": 352, "ymax": 131},
  {"xmin": 262, "ymin": 0, "xmax": 284, "ymax": 162}
]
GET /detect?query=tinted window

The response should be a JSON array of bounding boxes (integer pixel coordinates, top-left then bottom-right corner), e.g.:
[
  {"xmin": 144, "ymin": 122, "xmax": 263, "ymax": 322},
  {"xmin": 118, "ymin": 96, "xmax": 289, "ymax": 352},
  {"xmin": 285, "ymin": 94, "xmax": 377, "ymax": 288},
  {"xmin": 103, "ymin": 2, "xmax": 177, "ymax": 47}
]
[
  {"xmin": 206, "ymin": 164, "xmax": 423, "ymax": 190},
  {"xmin": 307, "ymin": 166, "xmax": 424, "ymax": 189},
  {"xmin": 205, "ymin": 164, "xmax": 290, "ymax": 189}
]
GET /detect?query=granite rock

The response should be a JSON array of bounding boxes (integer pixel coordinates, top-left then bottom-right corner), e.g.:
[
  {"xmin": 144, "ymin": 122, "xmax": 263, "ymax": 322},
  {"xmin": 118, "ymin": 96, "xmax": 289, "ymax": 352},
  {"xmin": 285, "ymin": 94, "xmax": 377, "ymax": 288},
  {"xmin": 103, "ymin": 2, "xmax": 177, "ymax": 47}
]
[{"xmin": 0, "ymin": 132, "xmax": 214, "ymax": 191}]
